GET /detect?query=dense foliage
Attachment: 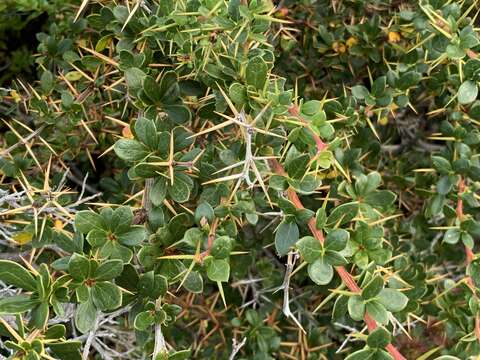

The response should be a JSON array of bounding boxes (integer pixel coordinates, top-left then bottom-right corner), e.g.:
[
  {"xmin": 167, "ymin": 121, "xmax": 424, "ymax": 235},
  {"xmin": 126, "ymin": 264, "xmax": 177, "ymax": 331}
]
[{"xmin": 1, "ymin": 0, "xmax": 480, "ymax": 359}]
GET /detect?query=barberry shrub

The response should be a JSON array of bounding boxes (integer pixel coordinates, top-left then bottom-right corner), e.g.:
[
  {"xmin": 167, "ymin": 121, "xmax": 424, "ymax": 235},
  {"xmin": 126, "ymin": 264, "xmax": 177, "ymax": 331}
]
[{"xmin": 1, "ymin": 0, "xmax": 480, "ymax": 359}]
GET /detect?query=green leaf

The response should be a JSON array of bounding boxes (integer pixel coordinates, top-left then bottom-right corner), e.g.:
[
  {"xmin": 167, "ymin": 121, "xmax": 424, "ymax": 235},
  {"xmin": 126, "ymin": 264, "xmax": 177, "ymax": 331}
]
[
  {"xmin": 446, "ymin": 44, "xmax": 466, "ymax": 60},
  {"xmin": 75, "ymin": 211, "xmax": 106, "ymax": 233},
  {"xmin": 275, "ymin": 221, "xmax": 299, "ymax": 256},
  {"xmin": 125, "ymin": 67, "xmax": 146, "ymax": 89},
  {"xmin": 285, "ymin": 153, "xmax": 310, "ymax": 179},
  {"xmin": 345, "ymin": 348, "xmax": 375, "ymax": 360},
  {"xmin": 134, "ymin": 311, "xmax": 155, "ymax": 331},
  {"xmin": 437, "ymin": 175, "xmax": 455, "ymax": 195},
  {"xmin": 30, "ymin": 301, "xmax": 49, "ymax": 329},
  {"xmin": 86, "ymin": 229, "xmax": 108, "ymax": 248},
  {"xmin": 396, "ymin": 71, "xmax": 421, "ymax": 90},
  {"xmin": 296, "ymin": 236, "xmax": 322, "ymax": 263},
  {"xmin": 443, "ymin": 228, "xmax": 461, "ymax": 244},
  {"xmin": 165, "ymin": 104, "xmax": 192, "ymax": 124},
  {"xmin": 462, "ymin": 232, "xmax": 474, "ymax": 249},
  {"xmin": 206, "ymin": 258, "xmax": 230, "ymax": 282},
  {"xmin": 317, "ymin": 151, "xmax": 333, "ymax": 169},
  {"xmin": 246, "ymin": 56, "xmax": 268, "ymax": 90},
  {"xmin": 327, "ymin": 202, "xmax": 359, "ymax": 225},
  {"xmin": 143, "ymin": 76, "xmax": 162, "ymax": 103},
  {"xmin": 0, "ymin": 295, "xmax": 38, "ymax": 314},
  {"xmin": 195, "ymin": 202, "xmax": 214, "ymax": 225},
  {"xmin": 210, "ymin": 236, "xmax": 233, "ymax": 259},
  {"xmin": 229, "ymin": 82, "xmax": 247, "ymax": 105},
  {"xmin": 111, "ymin": 206, "xmax": 133, "ymax": 234},
  {"xmin": 138, "ymin": 271, "xmax": 168, "ymax": 298},
  {"xmin": 348, "ymin": 295, "xmax": 365, "ymax": 321},
  {"xmin": 91, "ymin": 282, "xmax": 122, "ymax": 311},
  {"xmin": 135, "ymin": 117, "xmax": 157, "ymax": 148},
  {"xmin": 351, "ymin": 85, "xmax": 370, "ymax": 100},
  {"xmin": 114, "ymin": 139, "xmax": 149, "ymax": 162},
  {"xmin": 364, "ymin": 191, "xmax": 396, "ymax": 208},
  {"xmin": 102, "ymin": 242, "xmax": 133, "ymax": 263},
  {"xmin": 75, "ymin": 298, "xmax": 97, "ymax": 333},
  {"xmin": 288, "ymin": 175, "xmax": 321, "ymax": 195},
  {"xmin": 332, "ymin": 295, "xmax": 348, "ymax": 320},
  {"xmin": 168, "ymin": 172, "xmax": 193, "ymax": 203},
  {"xmin": 432, "ymin": 156, "xmax": 452, "ymax": 174},
  {"xmin": 152, "ymin": 275, "xmax": 168, "ymax": 297},
  {"xmin": 118, "ymin": 226, "xmax": 146, "ymax": 246},
  {"xmin": 323, "ymin": 250, "xmax": 348, "ymax": 266},
  {"xmin": 68, "ymin": 253, "xmax": 90, "ymax": 281},
  {"xmin": 183, "ymin": 271, "xmax": 203, "ymax": 293},
  {"xmin": 356, "ymin": 172, "xmax": 381, "ymax": 195},
  {"xmin": 44, "ymin": 324, "xmax": 66, "ymax": 339},
  {"xmin": 374, "ymin": 349, "xmax": 394, "ymax": 360},
  {"xmin": 151, "ymin": 177, "xmax": 168, "ymax": 206},
  {"xmin": 468, "ymin": 260, "xmax": 480, "ymax": 287},
  {"xmin": 366, "ymin": 301, "xmax": 388, "ymax": 324},
  {"xmin": 40, "ymin": 70, "xmax": 54, "ymax": 93},
  {"xmin": 367, "ymin": 327, "xmax": 391, "ymax": 348},
  {"xmin": 458, "ymin": 80, "xmax": 478, "ymax": 105},
  {"xmin": 316, "ymin": 208, "xmax": 327, "ymax": 229},
  {"xmin": 0, "ymin": 260, "xmax": 37, "ymax": 291},
  {"xmin": 318, "ymin": 122, "xmax": 334, "ymax": 140},
  {"xmin": 371, "ymin": 76, "xmax": 387, "ymax": 97},
  {"xmin": 362, "ymin": 276, "xmax": 384, "ymax": 300},
  {"xmin": 301, "ymin": 100, "xmax": 321, "ymax": 116},
  {"xmin": 49, "ymin": 340, "xmax": 82, "ymax": 360},
  {"xmin": 325, "ymin": 229, "xmax": 349, "ymax": 251},
  {"xmin": 377, "ymin": 288, "xmax": 408, "ymax": 313},
  {"xmin": 269, "ymin": 175, "xmax": 288, "ymax": 191},
  {"xmin": 94, "ymin": 260, "xmax": 124, "ymax": 281},
  {"xmin": 307, "ymin": 258, "xmax": 333, "ymax": 285}
]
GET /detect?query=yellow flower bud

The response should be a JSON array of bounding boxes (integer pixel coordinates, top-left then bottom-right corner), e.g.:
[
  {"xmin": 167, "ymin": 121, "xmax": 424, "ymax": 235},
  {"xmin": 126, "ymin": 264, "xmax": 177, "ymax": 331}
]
[
  {"xmin": 378, "ymin": 117, "xmax": 389, "ymax": 126},
  {"xmin": 332, "ymin": 41, "xmax": 346, "ymax": 54},
  {"xmin": 388, "ymin": 31, "xmax": 401, "ymax": 43},
  {"xmin": 346, "ymin": 37, "xmax": 358, "ymax": 48},
  {"xmin": 54, "ymin": 219, "xmax": 64, "ymax": 230}
]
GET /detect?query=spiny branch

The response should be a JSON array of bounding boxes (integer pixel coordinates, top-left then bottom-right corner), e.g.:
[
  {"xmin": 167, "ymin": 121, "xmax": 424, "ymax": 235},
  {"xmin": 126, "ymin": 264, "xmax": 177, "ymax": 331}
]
[{"xmin": 269, "ymin": 158, "xmax": 406, "ymax": 360}]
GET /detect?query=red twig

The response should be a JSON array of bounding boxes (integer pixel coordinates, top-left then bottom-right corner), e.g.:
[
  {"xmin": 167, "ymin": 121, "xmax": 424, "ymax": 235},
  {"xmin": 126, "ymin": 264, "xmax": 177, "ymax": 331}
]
[
  {"xmin": 198, "ymin": 218, "xmax": 219, "ymax": 260},
  {"xmin": 288, "ymin": 105, "xmax": 328, "ymax": 153},
  {"xmin": 457, "ymin": 177, "xmax": 480, "ymax": 341},
  {"xmin": 457, "ymin": 178, "xmax": 474, "ymax": 262},
  {"xmin": 270, "ymin": 158, "xmax": 406, "ymax": 360}
]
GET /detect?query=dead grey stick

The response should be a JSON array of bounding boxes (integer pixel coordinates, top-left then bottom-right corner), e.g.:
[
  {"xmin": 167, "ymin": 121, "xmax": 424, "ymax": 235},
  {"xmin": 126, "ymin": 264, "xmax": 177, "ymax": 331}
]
[
  {"xmin": 82, "ymin": 311, "xmax": 101, "ymax": 360},
  {"xmin": 0, "ymin": 124, "xmax": 46, "ymax": 156},
  {"xmin": 228, "ymin": 337, "xmax": 247, "ymax": 360},
  {"xmin": 275, "ymin": 251, "xmax": 305, "ymax": 333}
]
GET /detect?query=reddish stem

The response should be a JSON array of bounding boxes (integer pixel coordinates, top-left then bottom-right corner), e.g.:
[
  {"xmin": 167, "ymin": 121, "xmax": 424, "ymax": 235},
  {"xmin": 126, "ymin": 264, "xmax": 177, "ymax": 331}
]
[
  {"xmin": 457, "ymin": 177, "xmax": 480, "ymax": 342},
  {"xmin": 457, "ymin": 178, "xmax": 465, "ymax": 220},
  {"xmin": 458, "ymin": 178, "xmax": 475, "ymax": 263},
  {"xmin": 270, "ymin": 158, "xmax": 406, "ymax": 360},
  {"xmin": 288, "ymin": 105, "xmax": 328, "ymax": 153},
  {"xmin": 198, "ymin": 218, "xmax": 219, "ymax": 260},
  {"xmin": 476, "ymin": 314, "xmax": 480, "ymax": 341}
]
